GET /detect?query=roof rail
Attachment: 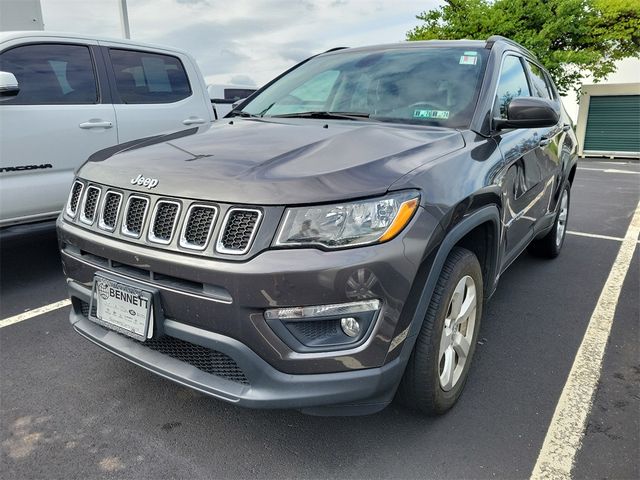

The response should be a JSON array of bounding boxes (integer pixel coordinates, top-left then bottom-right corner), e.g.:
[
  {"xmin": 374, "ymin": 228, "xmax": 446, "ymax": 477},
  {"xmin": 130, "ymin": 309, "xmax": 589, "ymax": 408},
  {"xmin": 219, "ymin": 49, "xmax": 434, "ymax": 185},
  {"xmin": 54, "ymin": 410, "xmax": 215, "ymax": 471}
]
[
  {"xmin": 323, "ymin": 47, "xmax": 349, "ymax": 53},
  {"xmin": 486, "ymin": 35, "xmax": 537, "ymax": 59}
]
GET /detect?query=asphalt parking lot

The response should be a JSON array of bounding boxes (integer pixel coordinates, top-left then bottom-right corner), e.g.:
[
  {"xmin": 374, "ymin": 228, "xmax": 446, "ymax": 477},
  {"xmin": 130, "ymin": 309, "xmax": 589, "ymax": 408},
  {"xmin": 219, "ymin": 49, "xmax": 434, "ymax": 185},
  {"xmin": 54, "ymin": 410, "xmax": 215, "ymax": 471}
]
[{"xmin": 1, "ymin": 158, "xmax": 638, "ymax": 480}]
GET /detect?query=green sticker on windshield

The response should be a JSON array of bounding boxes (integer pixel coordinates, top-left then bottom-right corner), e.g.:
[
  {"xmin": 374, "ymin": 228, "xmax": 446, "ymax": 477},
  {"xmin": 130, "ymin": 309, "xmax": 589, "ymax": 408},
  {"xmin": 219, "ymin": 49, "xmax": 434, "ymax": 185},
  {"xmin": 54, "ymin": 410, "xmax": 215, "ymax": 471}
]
[{"xmin": 413, "ymin": 109, "xmax": 450, "ymax": 119}]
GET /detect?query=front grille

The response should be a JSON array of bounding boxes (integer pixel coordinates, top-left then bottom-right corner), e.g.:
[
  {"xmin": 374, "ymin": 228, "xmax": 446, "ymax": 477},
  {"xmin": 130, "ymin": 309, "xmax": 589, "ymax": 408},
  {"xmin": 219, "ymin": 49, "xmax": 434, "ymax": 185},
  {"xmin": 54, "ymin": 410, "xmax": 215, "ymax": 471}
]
[
  {"xmin": 99, "ymin": 191, "xmax": 122, "ymax": 231},
  {"xmin": 66, "ymin": 181, "xmax": 84, "ymax": 217},
  {"xmin": 67, "ymin": 180, "xmax": 266, "ymax": 258},
  {"xmin": 122, "ymin": 196, "xmax": 148, "ymax": 237},
  {"xmin": 181, "ymin": 205, "xmax": 217, "ymax": 250},
  {"xmin": 77, "ymin": 301, "xmax": 248, "ymax": 385},
  {"xmin": 80, "ymin": 186, "xmax": 101, "ymax": 224},
  {"xmin": 217, "ymin": 208, "xmax": 261, "ymax": 254},
  {"xmin": 149, "ymin": 201, "xmax": 180, "ymax": 244}
]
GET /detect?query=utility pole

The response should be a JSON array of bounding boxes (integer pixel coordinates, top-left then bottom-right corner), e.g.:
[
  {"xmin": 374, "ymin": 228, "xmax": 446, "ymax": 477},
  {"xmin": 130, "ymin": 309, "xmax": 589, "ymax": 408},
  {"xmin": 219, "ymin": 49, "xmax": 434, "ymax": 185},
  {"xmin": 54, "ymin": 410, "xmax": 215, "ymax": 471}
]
[{"xmin": 118, "ymin": 0, "xmax": 131, "ymax": 39}]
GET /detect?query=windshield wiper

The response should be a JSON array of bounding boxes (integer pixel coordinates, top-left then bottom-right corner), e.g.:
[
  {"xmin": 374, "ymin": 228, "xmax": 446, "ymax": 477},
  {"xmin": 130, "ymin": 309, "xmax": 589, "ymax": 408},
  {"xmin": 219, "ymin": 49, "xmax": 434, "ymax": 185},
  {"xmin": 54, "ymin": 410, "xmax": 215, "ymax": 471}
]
[
  {"xmin": 270, "ymin": 111, "xmax": 372, "ymax": 121},
  {"xmin": 227, "ymin": 109, "xmax": 258, "ymax": 118}
]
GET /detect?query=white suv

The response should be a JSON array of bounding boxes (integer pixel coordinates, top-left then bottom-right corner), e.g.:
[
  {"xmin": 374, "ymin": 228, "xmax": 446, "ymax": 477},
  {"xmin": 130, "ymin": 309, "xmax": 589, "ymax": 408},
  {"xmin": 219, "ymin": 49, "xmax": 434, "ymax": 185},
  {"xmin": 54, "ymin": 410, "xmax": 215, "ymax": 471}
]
[{"xmin": 0, "ymin": 31, "xmax": 214, "ymax": 228}]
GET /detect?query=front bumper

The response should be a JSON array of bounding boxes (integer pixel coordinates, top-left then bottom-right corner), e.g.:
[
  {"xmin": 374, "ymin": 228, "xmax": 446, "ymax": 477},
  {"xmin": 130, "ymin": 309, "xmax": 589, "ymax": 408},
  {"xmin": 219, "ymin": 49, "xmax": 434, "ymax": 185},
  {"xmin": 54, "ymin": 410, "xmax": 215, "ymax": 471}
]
[{"xmin": 59, "ymin": 207, "xmax": 440, "ymax": 412}]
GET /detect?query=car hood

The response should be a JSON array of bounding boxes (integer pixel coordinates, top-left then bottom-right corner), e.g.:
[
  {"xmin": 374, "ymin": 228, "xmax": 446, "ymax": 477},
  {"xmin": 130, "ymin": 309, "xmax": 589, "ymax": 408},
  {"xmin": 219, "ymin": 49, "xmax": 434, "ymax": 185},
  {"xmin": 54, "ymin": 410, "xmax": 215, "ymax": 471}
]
[{"xmin": 79, "ymin": 118, "xmax": 464, "ymax": 205}]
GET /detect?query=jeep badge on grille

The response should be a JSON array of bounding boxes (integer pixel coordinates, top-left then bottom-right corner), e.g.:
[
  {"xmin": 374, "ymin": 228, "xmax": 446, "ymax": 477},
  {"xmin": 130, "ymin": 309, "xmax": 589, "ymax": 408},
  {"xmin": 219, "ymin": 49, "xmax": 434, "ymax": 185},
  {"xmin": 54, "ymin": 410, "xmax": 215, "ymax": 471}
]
[{"xmin": 131, "ymin": 174, "xmax": 159, "ymax": 189}]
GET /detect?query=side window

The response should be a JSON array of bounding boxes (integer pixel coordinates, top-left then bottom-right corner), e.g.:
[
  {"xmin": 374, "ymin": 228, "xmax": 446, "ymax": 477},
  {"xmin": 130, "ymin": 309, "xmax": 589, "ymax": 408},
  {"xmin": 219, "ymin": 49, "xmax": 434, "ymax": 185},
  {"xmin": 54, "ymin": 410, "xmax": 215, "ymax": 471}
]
[
  {"xmin": 109, "ymin": 49, "xmax": 191, "ymax": 104},
  {"xmin": 495, "ymin": 55, "xmax": 531, "ymax": 119},
  {"xmin": 526, "ymin": 61, "xmax": 551, "ymax": 99},
  {"xmin": 0, "ymin": 43, "xmax": 97, "ymax": 105},
  {"xmin": 544, "ymin": 72, "xmax": 558, "ymax": 100},
  {"xmin": 223, "ymin": 88, "xmax": 255, "ymax": 101}
]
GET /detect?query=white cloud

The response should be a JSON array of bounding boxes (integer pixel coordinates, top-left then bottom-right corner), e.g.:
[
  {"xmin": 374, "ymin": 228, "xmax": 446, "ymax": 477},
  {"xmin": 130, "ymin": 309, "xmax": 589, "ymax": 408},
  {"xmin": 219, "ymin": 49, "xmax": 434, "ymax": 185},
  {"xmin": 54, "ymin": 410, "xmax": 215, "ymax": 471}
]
[{"xmin": 40, "ymin": 0, "xmax": 438, "ymax": 87}]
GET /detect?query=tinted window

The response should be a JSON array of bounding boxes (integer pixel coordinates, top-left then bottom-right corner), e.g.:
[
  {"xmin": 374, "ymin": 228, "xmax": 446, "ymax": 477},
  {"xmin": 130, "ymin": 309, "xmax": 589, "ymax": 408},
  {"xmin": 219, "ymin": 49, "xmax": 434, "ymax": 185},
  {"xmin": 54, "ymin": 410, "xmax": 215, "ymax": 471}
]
[
  {"xmin": 495, "ymin": 55, "xmax": 531, "ymax": 118},
  {"xmin": 0, "ymin": 44, "xmax": 97, "ymax": 105},
  {"xmin": 109, "ymin": 49, "xmax": 191, "ymax": 104},
  {"xmin": 527, "ymin": 61, "xmax": 551, "ymax": 99},
  {"xmin": 223, "ymin": 88, "xmax": 255, "ymax": 101},
  {"xmin": 242, "ymin": 47, "xmax": 488, "ymax": 128}
]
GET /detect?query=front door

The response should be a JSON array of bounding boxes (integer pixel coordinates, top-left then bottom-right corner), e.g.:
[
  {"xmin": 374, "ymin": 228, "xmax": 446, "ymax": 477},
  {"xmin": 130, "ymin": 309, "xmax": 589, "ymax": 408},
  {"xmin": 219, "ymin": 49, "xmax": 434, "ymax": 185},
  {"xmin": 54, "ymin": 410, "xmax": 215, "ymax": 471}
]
[{"xmin": 0, "ymin": 41, "xmax": 117, "ymax": 226}]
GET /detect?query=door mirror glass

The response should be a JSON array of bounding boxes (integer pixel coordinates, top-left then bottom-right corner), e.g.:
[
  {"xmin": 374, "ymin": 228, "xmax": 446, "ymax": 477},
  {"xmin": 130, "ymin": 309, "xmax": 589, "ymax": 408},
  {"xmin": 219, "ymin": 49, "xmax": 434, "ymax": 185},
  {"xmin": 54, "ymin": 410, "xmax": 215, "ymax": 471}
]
[
  {"xmin": 0, "ymin": 71, "xmax": 19, "ymax": 100},
  {"xmin": 494, "ymin": 96, "xmax": 559, "ymax": 130}
]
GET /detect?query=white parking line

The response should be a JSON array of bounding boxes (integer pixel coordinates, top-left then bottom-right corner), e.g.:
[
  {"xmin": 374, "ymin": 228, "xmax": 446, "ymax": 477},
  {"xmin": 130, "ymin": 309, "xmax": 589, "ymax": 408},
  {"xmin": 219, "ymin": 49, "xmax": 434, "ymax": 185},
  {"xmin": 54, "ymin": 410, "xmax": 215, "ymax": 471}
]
[
  {"xmin": 567, "ymin": 230, "xmax": 624, "ymax": 242},
  {"xmin": 578, "ymin": 167, "xmax": 640, "ymax": 175},
  {"xmin": 531, "ymin": 200, "xmax": 640, "ymax": 480},
  {"xmin": 0, "ymin": 299, "xmax": 71, "ymax": 329}
]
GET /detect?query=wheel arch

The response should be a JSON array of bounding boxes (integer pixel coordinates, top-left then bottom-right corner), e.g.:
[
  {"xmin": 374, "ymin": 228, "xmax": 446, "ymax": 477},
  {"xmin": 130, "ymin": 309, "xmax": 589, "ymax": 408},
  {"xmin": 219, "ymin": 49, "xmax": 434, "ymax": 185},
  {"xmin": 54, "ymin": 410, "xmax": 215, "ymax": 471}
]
[{"xmin": 393, "ymin": 205, "xmax": 501, "ymax": 366}]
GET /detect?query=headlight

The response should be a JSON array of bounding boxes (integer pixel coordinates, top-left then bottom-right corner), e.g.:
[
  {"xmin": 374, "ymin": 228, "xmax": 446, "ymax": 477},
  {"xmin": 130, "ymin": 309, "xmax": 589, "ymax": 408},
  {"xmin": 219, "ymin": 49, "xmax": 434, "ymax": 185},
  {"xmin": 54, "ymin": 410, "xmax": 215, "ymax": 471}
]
[{"xmin": 274, "ymin": 191, "xmax": 420, "ymax": 249}]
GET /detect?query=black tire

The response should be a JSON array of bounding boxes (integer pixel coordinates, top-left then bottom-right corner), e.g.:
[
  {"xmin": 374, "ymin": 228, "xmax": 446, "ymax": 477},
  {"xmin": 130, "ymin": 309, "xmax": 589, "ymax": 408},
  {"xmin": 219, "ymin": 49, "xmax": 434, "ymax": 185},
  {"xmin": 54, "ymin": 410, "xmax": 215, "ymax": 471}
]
[
  {"xmin": 398, "ymin": 247, "xmax": 483, "ymax": 415},
  {"xmin": 528, "ymin": 184, "xmax": 570, "ymax": 259}
]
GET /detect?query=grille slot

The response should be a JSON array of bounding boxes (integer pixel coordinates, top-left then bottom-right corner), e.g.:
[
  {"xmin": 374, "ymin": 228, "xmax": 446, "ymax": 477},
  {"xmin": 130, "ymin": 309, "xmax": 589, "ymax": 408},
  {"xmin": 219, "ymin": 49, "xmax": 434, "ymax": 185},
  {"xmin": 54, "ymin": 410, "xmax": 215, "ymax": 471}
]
[
  {"xmin": 99, "ymin": 191, "xmax": 122, "ymax": 231},
  {"xmin": 121, "ymin": 196, "xmax": 149, "ymax": 238},
  {"xmin": 80, "ymin": 186, "xmax": 101, "ymax": 224},
  {"xmin": 180, "ymin": 205, "xmax": 217, "ymax": 250},
  {"xmin": 77, "ymin": 299, "xmax": 248, "ymax": 385},
  {"xmin": 66, "ymin": 181, "xmax": 84, "ymax": 217},
  {"xmin": 217, "ymin": 208, "xmax": 262, "ymax": 255},
  {"xmin": 149, "ymin": 200, "xmax": 180, "ymax": 244}
]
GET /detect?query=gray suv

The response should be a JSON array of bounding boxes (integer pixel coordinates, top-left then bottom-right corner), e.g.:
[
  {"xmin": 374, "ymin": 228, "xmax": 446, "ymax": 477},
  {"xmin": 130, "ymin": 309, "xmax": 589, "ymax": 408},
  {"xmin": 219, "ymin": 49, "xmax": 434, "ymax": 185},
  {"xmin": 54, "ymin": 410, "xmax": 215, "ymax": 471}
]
[{"xmin": 58, "ymin": 36, "xmax": 577, "ymax": 415}]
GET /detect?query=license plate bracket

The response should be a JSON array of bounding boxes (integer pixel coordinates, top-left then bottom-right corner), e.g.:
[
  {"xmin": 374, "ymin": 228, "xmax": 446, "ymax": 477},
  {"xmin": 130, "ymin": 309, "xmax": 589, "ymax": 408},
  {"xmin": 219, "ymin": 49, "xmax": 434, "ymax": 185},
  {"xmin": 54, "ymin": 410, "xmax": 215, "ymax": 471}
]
[{"xmin": 89, "ymin": 274, "xmax": 156, "ymax": 341}]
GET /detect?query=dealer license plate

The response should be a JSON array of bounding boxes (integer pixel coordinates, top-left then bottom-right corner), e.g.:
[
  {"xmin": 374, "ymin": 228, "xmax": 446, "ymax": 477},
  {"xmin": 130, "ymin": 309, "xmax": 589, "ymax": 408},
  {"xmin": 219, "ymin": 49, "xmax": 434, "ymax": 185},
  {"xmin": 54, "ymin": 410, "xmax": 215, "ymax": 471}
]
[{"xmin": 90, "ymin": 275, "xmax": 154, "ymax": 341}]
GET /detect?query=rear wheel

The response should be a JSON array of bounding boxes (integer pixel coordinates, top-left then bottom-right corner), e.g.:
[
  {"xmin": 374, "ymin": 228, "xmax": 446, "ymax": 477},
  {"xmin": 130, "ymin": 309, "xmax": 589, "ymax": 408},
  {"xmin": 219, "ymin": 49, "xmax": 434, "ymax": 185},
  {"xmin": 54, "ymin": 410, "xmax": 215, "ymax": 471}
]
[
  {"xmin": 398, "ymin": 247, "xmax": 483, "ymax": 415},
  {"xmin": 529, "ymin": 185, "xmax": 570, "ymax": 258}
]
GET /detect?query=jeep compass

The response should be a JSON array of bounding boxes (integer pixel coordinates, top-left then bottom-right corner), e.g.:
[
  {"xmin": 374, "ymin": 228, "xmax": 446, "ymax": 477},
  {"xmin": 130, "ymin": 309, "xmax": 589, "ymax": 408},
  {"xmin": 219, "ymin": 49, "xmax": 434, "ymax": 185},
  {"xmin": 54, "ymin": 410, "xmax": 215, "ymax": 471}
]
[{"xmin": 58, "ymin": 36, "xmax": 578, "ymax": 415}]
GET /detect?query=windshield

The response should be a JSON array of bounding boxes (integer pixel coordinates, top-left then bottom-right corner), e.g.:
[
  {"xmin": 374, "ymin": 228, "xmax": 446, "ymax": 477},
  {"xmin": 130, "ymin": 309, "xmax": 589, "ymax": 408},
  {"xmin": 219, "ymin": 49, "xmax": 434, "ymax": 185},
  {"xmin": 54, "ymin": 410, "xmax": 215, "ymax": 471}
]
[{"xmin": 240, "ymin": 47, "xmax": 488, "ymax": 128}]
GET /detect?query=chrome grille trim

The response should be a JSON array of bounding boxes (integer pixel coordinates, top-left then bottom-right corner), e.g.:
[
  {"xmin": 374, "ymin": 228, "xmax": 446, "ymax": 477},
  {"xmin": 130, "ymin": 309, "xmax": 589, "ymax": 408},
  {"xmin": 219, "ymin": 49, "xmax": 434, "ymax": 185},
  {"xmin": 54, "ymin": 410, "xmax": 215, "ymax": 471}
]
[
  {"xmin": 179, "ymin": 204, "xmax": 218, "ymax": 251},
  {"xmin": 216, "ymin": 208, "xmax": 263, "ymax": 255},
  {"xmin": 79, "ymin": 185, "xmax": 101, "ymax": 225},
  {"xmin": 148, "ymin": 200, "xmax": 181, "ymax": 245},
  {"xmin": 65, "ymin": 180, "xmax": 85, "ymax": 218},
  {"xmin": 98, "ymin": 191, "xmax": 123, "ymax": 232},
  {"xmin": 121, "ymin": 195, "xmax": 149, "ymax": 238}
]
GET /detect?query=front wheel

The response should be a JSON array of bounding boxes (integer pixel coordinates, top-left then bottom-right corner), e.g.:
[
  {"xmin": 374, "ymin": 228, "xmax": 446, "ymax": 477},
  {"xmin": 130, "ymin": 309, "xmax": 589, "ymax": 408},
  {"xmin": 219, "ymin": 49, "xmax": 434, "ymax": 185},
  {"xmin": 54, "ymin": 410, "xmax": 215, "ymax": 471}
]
[
  {"xmin": 398, "ymin": 247, "xmax": 483, "ymax": 415},
  {"xmin": 529, "ymin": 185, "xmax": 570, "ymax": 258}
]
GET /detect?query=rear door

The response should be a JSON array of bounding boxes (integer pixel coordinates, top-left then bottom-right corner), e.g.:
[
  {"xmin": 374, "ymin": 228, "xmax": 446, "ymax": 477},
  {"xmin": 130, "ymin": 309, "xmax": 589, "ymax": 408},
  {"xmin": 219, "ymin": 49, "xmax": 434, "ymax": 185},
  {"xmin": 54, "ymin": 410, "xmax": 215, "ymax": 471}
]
[
  {"xmin": 524, "ymin": 60, "xmax": 563, "ymax": 223},
  {"xmin": 102, "ymin": 46, "xmax": 212, "ymax": 142},
  {"xmin": 0, "ymin": 40, "xmax": 117, "ymax": 226}
]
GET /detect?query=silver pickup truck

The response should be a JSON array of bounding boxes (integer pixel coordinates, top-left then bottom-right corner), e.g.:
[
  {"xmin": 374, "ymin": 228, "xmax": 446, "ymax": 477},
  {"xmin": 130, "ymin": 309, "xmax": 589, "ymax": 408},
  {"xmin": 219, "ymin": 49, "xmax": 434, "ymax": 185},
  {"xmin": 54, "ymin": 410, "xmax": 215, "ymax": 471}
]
[{"xmin": 0, "ymin": 31, "xmax": 215, "ymax": 229}]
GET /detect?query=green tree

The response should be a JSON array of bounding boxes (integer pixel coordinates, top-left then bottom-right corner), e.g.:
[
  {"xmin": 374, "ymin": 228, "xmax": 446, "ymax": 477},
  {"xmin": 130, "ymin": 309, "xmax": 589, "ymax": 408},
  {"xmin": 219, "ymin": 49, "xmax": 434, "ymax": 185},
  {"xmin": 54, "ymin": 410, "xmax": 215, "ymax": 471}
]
[{"xmin": 407, "ymin": 0, "xmax": 640, "ymax": 94}]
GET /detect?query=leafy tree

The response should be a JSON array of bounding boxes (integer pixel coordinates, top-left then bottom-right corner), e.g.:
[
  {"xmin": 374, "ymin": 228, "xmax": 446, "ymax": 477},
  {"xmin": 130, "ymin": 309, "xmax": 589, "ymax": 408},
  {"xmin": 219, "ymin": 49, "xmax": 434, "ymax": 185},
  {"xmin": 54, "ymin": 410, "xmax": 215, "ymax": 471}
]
[{"xmin": 407, "ymin": 0, "xmax": 640, "ymax": 94}]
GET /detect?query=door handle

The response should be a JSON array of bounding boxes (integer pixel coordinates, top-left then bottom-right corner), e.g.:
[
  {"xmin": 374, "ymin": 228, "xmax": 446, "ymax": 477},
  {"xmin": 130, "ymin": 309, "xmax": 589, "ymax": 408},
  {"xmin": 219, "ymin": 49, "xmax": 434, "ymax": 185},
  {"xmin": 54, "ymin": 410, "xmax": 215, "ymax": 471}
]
[
  {"xmin": 539, "ymin": 138, "xmax": 551, "ymax": 146},
  {"xmin": 79, "ymin": 120, "xmax": 113, "ymax": 129},
  {"xmin": 562, "ymin": 124, "xmax": 571, "ymax": 132},
  {"xmin": 182, "ymin": 117, "xmax": 206, "ymax": 125}
]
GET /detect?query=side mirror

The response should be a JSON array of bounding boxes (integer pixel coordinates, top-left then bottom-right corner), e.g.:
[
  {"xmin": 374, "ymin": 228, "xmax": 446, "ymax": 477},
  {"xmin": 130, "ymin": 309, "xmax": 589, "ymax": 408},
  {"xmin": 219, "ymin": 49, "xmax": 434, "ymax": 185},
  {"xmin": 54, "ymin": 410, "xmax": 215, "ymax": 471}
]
[
  {"xmin": 494, "ymin": 97, "xmax": 559, "ymax": 130},
  {"xmin": 0, "ymin": 71, "xmax": 20, "ymax": 100}
]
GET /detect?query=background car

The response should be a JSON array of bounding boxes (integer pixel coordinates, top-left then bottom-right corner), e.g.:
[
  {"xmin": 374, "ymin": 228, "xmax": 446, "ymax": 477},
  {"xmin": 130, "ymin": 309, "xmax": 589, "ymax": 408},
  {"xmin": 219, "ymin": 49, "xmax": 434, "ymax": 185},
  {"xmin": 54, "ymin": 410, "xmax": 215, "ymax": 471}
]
[{"xmin": 0, "ymin": 31, "xmax": 214, "ymax": 229}]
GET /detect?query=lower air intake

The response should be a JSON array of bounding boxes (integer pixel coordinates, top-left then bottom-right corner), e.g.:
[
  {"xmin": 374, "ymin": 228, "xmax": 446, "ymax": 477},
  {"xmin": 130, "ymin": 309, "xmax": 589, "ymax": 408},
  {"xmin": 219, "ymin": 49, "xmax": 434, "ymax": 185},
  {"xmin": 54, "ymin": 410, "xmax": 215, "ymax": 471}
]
[{"xmin": 78, "ymin": 300, "xmax": 249, "ymax": 385}]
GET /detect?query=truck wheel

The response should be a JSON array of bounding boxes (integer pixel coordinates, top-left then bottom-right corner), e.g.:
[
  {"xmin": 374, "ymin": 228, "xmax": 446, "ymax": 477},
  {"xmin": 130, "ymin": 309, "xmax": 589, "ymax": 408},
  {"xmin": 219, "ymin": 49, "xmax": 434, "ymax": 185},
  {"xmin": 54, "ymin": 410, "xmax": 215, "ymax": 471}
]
[
  {"xmin": 529, "ymin": 185, "xmax": 570, "ymax": 258},
  {"xmin": 398, "ymin": 247, "xmax": 483, "ymax": 415}
]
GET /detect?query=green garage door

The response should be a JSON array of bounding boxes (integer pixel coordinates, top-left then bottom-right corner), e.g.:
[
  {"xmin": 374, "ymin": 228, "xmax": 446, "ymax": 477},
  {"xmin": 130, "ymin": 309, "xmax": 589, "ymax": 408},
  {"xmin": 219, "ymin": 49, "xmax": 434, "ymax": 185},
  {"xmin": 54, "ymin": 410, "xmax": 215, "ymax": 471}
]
[{"xmin": 584, "ymin": 95, "xmax": 640, "ymax": 154}]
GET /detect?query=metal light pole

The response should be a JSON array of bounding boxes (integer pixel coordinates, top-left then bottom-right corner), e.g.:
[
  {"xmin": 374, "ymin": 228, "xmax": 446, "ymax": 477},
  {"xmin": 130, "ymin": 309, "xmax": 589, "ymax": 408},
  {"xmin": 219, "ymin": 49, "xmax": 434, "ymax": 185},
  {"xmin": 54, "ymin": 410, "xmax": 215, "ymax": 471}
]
[{"xmin": 118, "ymin": 0, "xmax": 131, "ymax": 39}]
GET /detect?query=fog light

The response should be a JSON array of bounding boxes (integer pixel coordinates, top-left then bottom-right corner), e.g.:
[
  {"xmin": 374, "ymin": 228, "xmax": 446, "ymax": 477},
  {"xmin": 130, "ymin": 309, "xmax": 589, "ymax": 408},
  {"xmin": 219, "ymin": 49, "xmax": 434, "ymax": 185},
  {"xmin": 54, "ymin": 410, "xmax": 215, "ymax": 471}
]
[{"xmin": 341, "ymin": 317, "xmax": 361, "ymax": 337}]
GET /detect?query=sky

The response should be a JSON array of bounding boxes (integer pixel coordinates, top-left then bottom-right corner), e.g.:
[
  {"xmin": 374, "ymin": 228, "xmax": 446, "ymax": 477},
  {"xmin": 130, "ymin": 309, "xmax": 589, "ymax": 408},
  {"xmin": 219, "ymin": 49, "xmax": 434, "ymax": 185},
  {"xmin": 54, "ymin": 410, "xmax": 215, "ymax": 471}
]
[
  {"xmin": 39, "ymin": 0, "xmax": 439, "ymax": 87},
  {"xmin": 30, "ymin": 0, "xmax": 640, "ymax": 119}
]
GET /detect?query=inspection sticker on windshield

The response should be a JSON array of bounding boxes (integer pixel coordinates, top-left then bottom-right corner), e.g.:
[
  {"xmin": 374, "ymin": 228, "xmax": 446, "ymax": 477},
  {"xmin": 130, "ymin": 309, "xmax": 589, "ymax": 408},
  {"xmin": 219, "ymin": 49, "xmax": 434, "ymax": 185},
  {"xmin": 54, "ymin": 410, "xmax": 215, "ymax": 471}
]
[
  {"xmin": 460, "ymin": 51, "xmax": 478, "ymax": 65},
  {"xmin": 413, "ymin": 109, "xmax": 450, "ymax": 120}
]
